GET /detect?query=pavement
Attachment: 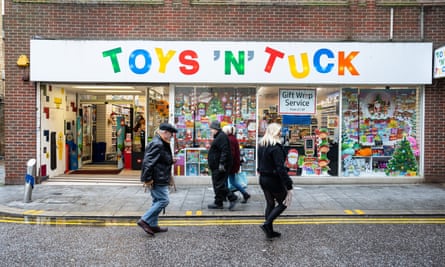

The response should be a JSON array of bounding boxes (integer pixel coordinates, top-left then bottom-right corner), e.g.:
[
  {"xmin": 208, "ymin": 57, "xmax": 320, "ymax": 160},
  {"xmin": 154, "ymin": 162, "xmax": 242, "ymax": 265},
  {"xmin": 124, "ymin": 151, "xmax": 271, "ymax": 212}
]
[{"xmin": 0, "ymin": 180, "xmax": 444, "ymax": 219}]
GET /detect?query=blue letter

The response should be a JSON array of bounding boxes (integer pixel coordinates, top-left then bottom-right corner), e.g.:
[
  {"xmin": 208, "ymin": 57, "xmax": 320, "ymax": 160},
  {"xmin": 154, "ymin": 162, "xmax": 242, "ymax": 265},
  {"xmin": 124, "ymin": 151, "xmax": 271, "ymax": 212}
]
[
  {"xmin": 129, "ymin": 49, "xmax": 152, "ymax": 74},
  {"xmin": 314, "ymin": 48, "xmax": 334, "ymax": 74}
]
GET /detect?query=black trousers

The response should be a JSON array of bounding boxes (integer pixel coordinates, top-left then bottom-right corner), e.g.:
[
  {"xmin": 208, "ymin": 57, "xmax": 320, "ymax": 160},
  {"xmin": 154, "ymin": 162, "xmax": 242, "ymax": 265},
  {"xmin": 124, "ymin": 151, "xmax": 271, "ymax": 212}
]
[
  {"xmin": 259, "ymin": 175, "xmax": 288, "ymax": 226},
  {"xmin": 211, "ymin": 169, "xmax": 237, "ymax": 205}
]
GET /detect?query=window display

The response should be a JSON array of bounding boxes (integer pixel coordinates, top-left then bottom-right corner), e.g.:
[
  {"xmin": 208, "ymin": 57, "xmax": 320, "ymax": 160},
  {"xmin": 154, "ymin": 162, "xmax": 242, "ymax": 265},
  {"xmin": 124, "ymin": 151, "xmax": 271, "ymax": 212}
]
[
  {"xmin": 174, "ymin": 86, "xmax": 256, "ymax": 176},
  {"xmin": 171, "ymin": 86, "xmax": 421, "ymax": 178},
  {"xmin": 258, "ymin": 87, "xmax": 340, "ymax": 177},
  {"xmin": 341, "ymin": 88, "xmax": 420, "ymax": 177}
]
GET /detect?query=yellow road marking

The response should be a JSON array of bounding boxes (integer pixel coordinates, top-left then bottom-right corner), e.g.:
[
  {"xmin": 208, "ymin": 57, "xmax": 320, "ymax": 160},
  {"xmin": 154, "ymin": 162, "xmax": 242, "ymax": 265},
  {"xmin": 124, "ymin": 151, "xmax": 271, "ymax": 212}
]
[
  {"xmin": 354, "ymin": 209, "xmax": 365, "ymax": 215},
  {"xmin": 1, "ymin": 216, "xmax": 445, "ymax": 226},
  {"xmin": 344, "ymin": 210, "xmax": 354, "ymax": 215},
  {"xmin": 344, "ymin": 209, "xmax": 365, "ymax": 215},
  {"xmin": 23, "ymin": 210, "xmax": 44, "ymax": 215}
]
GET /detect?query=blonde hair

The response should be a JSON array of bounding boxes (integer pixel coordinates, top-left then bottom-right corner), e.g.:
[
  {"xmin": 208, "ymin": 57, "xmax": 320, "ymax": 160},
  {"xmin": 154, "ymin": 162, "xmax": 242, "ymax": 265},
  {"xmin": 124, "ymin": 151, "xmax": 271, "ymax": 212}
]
[
  {"xmin": 259, "ymin": 123, "xmax": 282, "ymax": 147},
  {"xmin": 222, "ymin": 125, "xmax": 236, "ymax": 135},
  {"xmin": 222, "ymin": 125, "xmax": 232, "ymax": 135}
]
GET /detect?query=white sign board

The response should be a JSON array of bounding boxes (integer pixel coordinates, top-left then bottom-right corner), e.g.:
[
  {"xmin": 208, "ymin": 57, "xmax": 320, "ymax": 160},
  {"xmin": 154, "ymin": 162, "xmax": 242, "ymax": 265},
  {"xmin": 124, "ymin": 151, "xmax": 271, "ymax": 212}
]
[
  {"xmin": 30, "ymin": 40, "xmax": 433, "ymax": 85},
  {"xmin": 279, "ymin": 89, "xmax": 316, "ymax": 114}
]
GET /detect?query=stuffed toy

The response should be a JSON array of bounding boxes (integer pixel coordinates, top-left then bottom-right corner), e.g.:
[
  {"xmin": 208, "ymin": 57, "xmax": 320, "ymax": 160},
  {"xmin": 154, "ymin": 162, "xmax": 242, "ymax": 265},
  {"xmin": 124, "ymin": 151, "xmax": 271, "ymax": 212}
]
[
  {"xmin": 318, "ymin": 154, "xmax": 330, "ymax": 171},
  {"xmin": 343, "ymin": 155, "xmax": 360, "ymax": 176},
  {"xmin": 342, "ymin": 147, "xmax": 359, "ymax": 176},
  {"xmin": 319, "ymin": 140, "xmax": 330, "ymax": 154}
]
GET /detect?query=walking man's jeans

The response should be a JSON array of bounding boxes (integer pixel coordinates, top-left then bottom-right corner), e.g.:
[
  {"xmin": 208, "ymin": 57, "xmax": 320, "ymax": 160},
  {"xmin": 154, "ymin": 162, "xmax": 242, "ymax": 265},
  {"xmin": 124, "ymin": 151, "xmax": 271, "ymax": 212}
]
[{"xmin": 141, "ymin": 185, "xmax": 169, "ymax": 227}]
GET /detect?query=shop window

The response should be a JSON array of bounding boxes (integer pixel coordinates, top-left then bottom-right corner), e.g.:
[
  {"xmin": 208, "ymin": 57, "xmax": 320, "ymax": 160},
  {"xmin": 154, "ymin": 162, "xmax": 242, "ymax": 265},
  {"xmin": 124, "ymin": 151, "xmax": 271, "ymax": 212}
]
[
  {"xmin": 341, "ymin": 88, "xmax": 420, "ymax": 177},
  {"xmin": 258, "ymin": 87, "xmax": 340, "ymax": 177},
  {"xmin": 173, "ymin": 86, "xmax": 256, "ymax": 176}
]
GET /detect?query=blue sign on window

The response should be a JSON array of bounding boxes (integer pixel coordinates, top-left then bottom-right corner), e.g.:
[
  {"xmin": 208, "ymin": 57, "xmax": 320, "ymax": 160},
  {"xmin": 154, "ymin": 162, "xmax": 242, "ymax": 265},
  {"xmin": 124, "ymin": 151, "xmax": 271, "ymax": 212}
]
[{"xmin": 282, "ymin": 115, "xmax": 312, "ymax": 125}]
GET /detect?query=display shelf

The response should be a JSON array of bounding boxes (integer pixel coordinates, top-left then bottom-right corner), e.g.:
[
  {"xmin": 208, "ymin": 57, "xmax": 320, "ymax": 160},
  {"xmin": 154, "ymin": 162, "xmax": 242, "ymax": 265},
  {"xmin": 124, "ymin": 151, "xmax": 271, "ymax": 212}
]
[
  {"xmin": 352, "ymin": 155, "xmax": 392, "ymax": 173},
  {"xmin": 318, "ymin": 102, "xmax": 338, "ymax": 137},
  {"xmin": 240, "ymin": 147, "xmax": 255, "ymax": 176},
  {"xmin": 185, "ymin": 148, "xmax": 209, "ymax": 176}
]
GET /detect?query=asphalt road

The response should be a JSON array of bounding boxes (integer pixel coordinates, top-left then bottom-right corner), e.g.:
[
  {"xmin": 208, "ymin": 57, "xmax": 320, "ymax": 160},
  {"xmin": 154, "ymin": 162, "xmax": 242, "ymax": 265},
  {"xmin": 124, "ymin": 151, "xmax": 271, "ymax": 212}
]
[{"xmin": 1, "ymin": 217, "xmax": 444, "ymax": 266}]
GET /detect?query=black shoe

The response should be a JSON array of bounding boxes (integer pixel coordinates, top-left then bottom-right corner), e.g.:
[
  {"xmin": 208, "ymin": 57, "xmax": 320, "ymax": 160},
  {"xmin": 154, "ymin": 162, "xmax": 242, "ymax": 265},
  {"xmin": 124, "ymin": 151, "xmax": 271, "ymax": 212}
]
[
  {"xmin": 137, "ymin": 219, "xmax": 154, "ymax": 236},
  {"xmin": 241, "ymin": 193, "xmax": 251, "ymax": 203},
  {"xmin": 229, "ymin": 199, "xmax": 238, "ymax": 210},
  {"xmin": 260, "ymin": 224, "xmax": 280, "ymax": 239},
  {"xmin": 260, "ymin": 224, "xmax": 272, "ymax": 238},
  {"xmin": 149, "ymin": 225, "xmax": 168, "ymax": 233},
  {"xmin": 208, "ymin": 203, "xmax": 223, "ymax": 209},
  {"xmin": 271, "ymin": 231, "xmax": 281, "ymax": 238}
]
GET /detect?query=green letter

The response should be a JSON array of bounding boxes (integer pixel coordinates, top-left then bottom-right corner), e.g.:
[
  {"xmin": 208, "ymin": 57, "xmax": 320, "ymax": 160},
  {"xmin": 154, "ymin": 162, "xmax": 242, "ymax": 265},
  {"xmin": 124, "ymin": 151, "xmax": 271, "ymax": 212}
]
[
  {"xmin": 225, "ymin": 51, "xmax": 245, "ymax": 75},
  {"xmin": 102, "ymin": 47, "xmax": 123, "ymax": 73}
]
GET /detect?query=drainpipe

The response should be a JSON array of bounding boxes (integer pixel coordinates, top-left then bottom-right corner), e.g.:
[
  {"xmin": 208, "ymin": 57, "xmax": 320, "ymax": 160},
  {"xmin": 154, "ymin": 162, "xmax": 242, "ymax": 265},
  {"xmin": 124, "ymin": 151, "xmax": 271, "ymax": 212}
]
[
  {"xmin": 420, "ymin": 5, "xmax": 424, "ymax": 41},
  {"xmin": 390, "ymin": 7, "xmax": 394, "ymax": 41}
]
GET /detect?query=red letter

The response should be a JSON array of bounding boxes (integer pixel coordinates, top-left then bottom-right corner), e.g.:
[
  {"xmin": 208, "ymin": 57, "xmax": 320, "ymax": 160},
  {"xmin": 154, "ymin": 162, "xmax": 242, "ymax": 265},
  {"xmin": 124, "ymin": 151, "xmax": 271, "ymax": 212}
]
[
  {"xmin": 179, "ymin": 50, "xmax": 199, "ymax": 75},
  {"xmin": 264, "ymin": 47, "xmax": 285, "ymax": 73}
]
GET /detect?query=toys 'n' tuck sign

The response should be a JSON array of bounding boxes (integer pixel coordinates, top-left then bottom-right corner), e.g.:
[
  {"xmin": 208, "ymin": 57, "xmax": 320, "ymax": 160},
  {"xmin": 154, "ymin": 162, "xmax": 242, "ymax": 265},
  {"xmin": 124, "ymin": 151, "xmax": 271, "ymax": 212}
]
[{"xmin": 31, "ymin": 41, "xmax": 432, "ymax": 85}]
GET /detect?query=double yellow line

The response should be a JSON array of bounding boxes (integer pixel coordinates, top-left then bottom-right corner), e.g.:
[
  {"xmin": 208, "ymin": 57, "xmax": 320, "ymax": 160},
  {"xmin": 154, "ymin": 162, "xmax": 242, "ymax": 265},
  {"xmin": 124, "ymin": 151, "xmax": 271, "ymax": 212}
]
[{"xmin": 1, "ymin": 216, "xmax": 445, "ymax": 227}]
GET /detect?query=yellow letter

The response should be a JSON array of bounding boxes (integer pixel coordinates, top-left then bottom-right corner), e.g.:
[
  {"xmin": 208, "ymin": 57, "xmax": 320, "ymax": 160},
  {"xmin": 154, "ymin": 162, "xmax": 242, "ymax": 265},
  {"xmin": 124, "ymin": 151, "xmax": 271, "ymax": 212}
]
[
  {"xmin": 155, "ymin": 48, "xmax": 176, "ymax": 73},
  {"xmin": 288, "ymin": 53, "xmax": 310, "ymax": 79}
]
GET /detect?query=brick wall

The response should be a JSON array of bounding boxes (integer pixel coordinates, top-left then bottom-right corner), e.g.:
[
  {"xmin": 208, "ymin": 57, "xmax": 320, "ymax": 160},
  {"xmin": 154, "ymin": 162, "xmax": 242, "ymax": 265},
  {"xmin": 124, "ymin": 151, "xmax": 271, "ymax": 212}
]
[
  {"xmin": 423, "ymin": 5, "xmax": 445, "ymax": 182},
  {"xmin": 3, "ymin": 0, "xmax": 445, "ymax": 183}
]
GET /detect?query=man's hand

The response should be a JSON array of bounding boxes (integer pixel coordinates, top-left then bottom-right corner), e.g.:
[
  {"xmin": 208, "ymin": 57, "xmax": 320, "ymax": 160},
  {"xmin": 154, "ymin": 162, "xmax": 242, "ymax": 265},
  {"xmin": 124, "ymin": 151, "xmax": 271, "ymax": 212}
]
[
  {"xmin": 218, "ymin": 164, "xmax": 225, "ymax": 172},
  {"xmin": 143, "ymin": 180, "xmax": 154, "ymax": 192},
  {"xmin": 283, "ymin": 189, "xmax": 293, "ymax": 207}
]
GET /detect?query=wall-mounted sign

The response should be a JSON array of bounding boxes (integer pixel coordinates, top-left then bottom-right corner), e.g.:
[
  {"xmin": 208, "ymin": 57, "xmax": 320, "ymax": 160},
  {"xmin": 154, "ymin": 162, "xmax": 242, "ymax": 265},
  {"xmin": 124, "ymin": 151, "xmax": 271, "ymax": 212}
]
[
  {"xmin": 279, "ymin": 89, "xmax": 316, "ymax": 114},
  {"xmin": 434, "ymin": 46, "xmax": 445, "ymax": 79},
  {"xmin": 30, "ymin": 40, "xmax": 432, "ymax": 84}
]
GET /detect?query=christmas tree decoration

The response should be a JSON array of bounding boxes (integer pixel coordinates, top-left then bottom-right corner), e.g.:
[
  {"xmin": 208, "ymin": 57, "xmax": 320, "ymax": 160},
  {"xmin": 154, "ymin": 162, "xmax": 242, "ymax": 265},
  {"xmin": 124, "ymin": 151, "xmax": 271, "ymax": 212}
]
[
  {"xmin": 385, "ymin": 136, "xmax": 418, "ymax": 176},
  {"xmin": 206, "ymin": 92, "xmax": 224, "ymax": 115}
]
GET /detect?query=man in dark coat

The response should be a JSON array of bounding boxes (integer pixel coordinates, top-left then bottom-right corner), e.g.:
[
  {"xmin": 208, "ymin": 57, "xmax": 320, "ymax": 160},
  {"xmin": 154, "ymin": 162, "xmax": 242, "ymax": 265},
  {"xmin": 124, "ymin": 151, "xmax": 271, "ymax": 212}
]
[
  {"xmin": 207, "ymin": 121, "xmax": 238, "ymax": 210},
  {"xmin": 137, "ymin": 123, "xmax": 177, "ymax": 236}
]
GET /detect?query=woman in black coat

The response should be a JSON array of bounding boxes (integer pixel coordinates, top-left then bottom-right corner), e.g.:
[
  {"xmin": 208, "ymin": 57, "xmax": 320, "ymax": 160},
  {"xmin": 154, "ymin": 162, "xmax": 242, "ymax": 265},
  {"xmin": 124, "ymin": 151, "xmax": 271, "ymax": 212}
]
[{"xmin": 257, "ymin": 123, "xmax": 293, "ymax": 239}]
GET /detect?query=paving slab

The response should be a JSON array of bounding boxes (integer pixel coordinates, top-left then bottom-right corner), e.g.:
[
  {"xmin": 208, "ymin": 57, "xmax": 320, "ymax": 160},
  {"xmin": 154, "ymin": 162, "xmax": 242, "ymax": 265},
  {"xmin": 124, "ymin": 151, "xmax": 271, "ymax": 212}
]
[{"xmin": 0, "ymin": 183, "xmax": 444, "ymax": 218}]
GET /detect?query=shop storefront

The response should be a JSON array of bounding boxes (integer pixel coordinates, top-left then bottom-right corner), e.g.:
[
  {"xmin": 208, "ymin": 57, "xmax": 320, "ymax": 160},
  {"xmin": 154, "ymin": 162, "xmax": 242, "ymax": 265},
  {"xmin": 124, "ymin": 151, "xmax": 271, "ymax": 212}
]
[{"xmin": 30, "ymin": 40, "xmax": 432, "ymax": 181}]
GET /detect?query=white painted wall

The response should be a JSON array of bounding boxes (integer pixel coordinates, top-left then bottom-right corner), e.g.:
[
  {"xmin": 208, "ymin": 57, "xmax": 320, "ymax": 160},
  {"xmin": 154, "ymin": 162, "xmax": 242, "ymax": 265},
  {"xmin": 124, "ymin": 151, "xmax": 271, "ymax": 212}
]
[{"xmin": 39, "ymin": 85, "xmax": 77, "ymax": 177}]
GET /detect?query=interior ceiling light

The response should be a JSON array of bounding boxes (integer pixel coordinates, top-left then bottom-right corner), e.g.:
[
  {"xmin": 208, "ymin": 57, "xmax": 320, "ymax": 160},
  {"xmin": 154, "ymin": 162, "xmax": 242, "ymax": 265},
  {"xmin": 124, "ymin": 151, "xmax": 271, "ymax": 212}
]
[
  {"xmin": 85, "ymin": 90, "xmax": 142, "ymax": 93},
  {"xmin": 73, "ymin": 85, "xmax": 136, "ymax": 90}
]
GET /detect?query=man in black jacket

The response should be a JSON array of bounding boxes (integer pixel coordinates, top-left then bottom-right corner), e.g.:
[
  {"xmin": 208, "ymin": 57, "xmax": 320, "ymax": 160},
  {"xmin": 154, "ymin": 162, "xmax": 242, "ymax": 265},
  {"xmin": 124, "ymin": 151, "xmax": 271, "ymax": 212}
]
[
  {"xmin": 137, "ymin": 123, "xmax": 177, "ymax": 236},
  {"xmin": 207, "ymin": 120, "xmax": 238, "ymax": 210}
]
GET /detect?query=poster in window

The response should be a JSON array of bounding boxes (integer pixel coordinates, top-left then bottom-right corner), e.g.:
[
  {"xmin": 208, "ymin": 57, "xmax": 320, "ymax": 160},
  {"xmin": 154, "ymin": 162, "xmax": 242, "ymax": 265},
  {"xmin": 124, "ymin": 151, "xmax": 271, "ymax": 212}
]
[
  {"xmin": 279, "ymin": 89, "xmax": 316, "ymax": 114},
  {"xmin": 327, "ymin": 116, "xmax": 338, "ymax": 128}
]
